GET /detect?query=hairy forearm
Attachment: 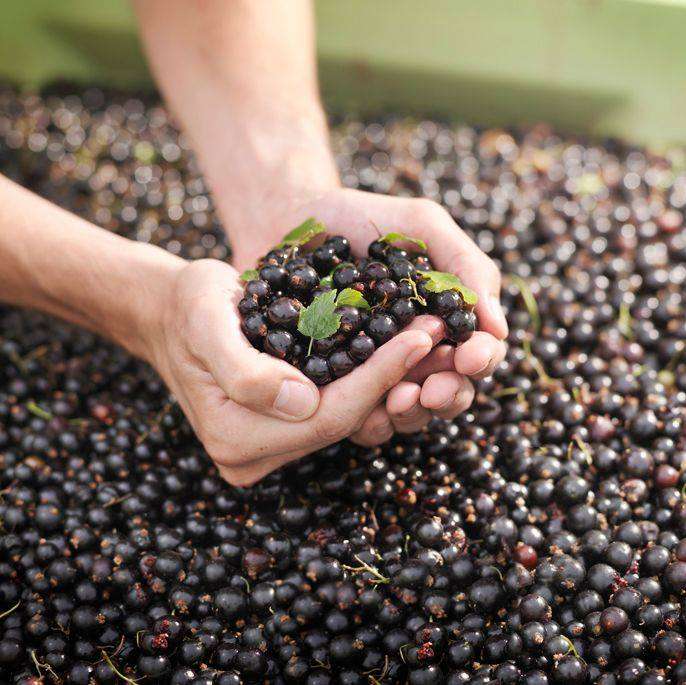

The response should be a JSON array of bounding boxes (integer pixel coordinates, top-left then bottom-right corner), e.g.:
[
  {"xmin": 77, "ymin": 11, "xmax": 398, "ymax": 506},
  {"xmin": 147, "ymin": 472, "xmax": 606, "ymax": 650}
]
[
  {"xmin": 0, "ymin": 175, "xmax": 184, "ymax": 360},
  {"xmin": 133, "ymin": 0, "xmax": 339, "ymax": 253}
]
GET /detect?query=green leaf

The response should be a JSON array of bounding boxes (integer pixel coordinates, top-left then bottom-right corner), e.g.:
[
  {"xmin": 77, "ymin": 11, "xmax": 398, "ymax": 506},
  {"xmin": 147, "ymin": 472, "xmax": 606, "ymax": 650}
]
[
  {"xmin": 336, "ymin": 288, "xmax": 370, "ymax": 310},
  {"xmin": 297, "ymin": 290, "xmax": 342, "ymax": 342},
  {"xmin": 239, "ymin": 269, "xmax": 259, "ymax": 282},
  {"xmin": 320, "ymin": 274, "xmax": 333, "ymax": 288},
  {"xmin": 278, "ymin": 218, "xmax": 326, "ymax": 248},
  {"xmin": 380, "ymin": 232, "xmax": 427, "ymax": 252},
  {"xmin": 421, "ymin": 271, "xmax": 478, "ymax": 306}
]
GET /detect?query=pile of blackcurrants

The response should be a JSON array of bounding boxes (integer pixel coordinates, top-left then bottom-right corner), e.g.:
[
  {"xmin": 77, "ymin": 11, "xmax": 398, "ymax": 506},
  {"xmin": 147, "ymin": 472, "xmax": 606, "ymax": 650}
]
[
  {"xmin": 2, "ymin": 88, "xmax": 686, "ymax": 685},
  {"xmin": 238, "ymin": 221, "xmax": 477, "ymax": 385}
]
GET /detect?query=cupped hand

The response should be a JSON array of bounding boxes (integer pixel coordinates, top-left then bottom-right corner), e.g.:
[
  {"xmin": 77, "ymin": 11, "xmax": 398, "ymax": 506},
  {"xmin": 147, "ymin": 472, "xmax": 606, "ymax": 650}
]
[
  {"xmin": 230, "ymin": 188, "xmax": 508, "ymax": 446},
  {"xmin": 148, "ymin": 258, "xmax": 441, "ymax": 486}
]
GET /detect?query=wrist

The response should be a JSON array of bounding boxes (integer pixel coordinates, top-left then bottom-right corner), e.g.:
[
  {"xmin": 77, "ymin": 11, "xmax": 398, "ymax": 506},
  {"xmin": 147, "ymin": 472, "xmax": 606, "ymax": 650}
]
[
  {"xmin": 113, "ymin": 243, "xmax": 187, "ymax": 364},
  {"xmin": 195, "ymin": 104, "xmax": 340, "ymax": 263}
]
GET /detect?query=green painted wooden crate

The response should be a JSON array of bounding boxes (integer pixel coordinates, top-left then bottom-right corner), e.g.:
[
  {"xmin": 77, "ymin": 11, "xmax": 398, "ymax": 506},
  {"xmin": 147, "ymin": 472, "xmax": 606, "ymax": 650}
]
[{"xmin": 1, "ymin": 0, "xmax": 685, "ymax": 146}]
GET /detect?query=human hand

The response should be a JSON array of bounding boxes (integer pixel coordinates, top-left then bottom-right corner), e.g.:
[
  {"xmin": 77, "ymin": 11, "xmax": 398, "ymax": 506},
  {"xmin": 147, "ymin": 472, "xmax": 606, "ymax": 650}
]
[
  {"xmin": 229, "ymin": 188, "xmax": 509, "ymax": 441},
  {"xmin": 148, "ymin": 258, "xmax": 441, "ymax": 486}
]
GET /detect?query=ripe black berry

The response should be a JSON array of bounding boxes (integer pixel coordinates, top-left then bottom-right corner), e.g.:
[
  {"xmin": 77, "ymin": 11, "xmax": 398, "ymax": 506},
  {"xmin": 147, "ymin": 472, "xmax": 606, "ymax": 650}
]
[
  {"xmin": 445, "ymin": 309, "xmax": 476, "ymax": 344},
  {"xmin": 263, "ymin": 329, "xmax": 294, "ymax": 359},
  {"xmin": 303, "ymin": 355, "xmax": 332, "ymax": 385},
  {"xmin": 366, "ymin": 313, "xmax": 399, "ymax": 345}
]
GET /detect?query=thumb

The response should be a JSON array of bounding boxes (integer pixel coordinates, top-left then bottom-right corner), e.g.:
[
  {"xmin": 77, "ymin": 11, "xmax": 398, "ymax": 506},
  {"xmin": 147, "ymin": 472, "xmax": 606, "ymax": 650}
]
[
  {"xmin": 201, "ymin": 331, "xmax": 320, "ymax": 422},
  {"xmin": 318, "ymin": 328, "xmax": 433, "ymax": 429}
]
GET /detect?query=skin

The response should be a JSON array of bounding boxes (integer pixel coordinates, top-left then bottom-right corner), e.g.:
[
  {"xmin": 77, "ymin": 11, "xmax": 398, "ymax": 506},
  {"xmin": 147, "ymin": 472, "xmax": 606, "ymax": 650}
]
[{"xmin": 0, "ymin": 0, "xmax": 507, "ymax": 486}]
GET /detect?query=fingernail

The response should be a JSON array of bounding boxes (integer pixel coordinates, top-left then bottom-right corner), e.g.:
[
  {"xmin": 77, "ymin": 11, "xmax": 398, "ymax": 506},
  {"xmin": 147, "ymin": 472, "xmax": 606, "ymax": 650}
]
[
  {"xmin": 488, "ymin": 295, "xmax": 509, "ymax": 335},
  {"xmin": 274, "ymin": 380, "xmax": 318, "ymax": 419},
  {"xmin": 472, "ymin": 356, "xmax": 492, "ymax": 376}
]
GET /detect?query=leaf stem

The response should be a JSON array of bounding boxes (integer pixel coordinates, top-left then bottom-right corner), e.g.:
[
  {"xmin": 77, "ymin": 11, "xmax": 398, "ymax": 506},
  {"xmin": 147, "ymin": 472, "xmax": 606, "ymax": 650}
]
[{"xmin": 307, "ymin": 338, "xmax": 314, "ymax": 356}]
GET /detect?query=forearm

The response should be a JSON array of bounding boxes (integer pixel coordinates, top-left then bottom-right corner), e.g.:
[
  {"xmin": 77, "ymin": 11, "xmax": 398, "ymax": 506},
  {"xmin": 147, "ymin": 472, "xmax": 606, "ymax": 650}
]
[
  {"xmin": 0, "ymin": 175, "xmax": 184, "ymax": 360},
  {"xmin": 134, "ymin": 0, "xmax": 339, "ymax": 255}
]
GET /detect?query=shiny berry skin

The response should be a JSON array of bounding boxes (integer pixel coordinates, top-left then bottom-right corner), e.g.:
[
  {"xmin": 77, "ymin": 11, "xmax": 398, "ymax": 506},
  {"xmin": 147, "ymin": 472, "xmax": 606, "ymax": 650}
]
[
  {"xmin": 312, "ymin": 244, "xmax": 341, "ymax": 274},
  {"xmin": 241, "ymin": 313, "xmax": 268, "ymax": 342},
  {"xmin": 327, "ymin": 235, "xmax": 351, "ymax": 260},
  {"xmin": 429, "ymin": 290, "xmax": 462, "ymax": 317},
  {"xmin": 303, "ymin": 356, "xmax": 332, "ymax": 385},
  {"xmin": 362, "ymin": 261, "xmax": 390, "ymax": 282},
  {"xmin": 237, "ymin": 296, "xmax": 259, "ymax": 316},
  {"xmin": 264, "ymin": 330, "xmax": 295, "ymax": 359},
  {"xmin": 266, "ymin": 297, "xmax": 302, "ymax": 330},
  {"xmin": 332, "ymin": 264, "xmax": 360, "ymax": 289},
  {"xmin": 337, "ymin": 306, "xmax": 364, "ymax": 336},
  {"xmin": 349, "ymin": 333, "xmax": 375, "ymax": 362},
  {"xmin": 258, "ymin": 264, "xmax": 288, "ymax": 291},
  {"xmin": 287, "ymin": 265, "xmax": 319, "ymax": 297},
  {"xmin": 372, "ymin": 278, "xmax": 399, "ymax": 304},
  {"xmin": 388, "ymin": 257, "xmax": 416, "ymax": 281},
  {"xmin": 328, "ymin": 350, "xmax": 356, "ymax": 378},
  {"xmin": 444, "ymin": 309, "xmax": 476, "ymax": 344},
  {"xmin": 312, "ymin": 335, "xmax": 338, "ymax": 356},
  {"xmin": 366, "ymin": 313, "xmax": 399, "ymax": 345},
  {"xmin": 390, "ymin": 298, "xmax": 417, "ymax": 327},
  {"xmin": 244, "ymin": 279, "xmax": 271, "ymax": 304},
  {"xmin": 368, "ymin": 239, "xmax": 388, "ymax": 260},
  {"xmin": 551, "ymin": 655, "xmax": 587, "ymax": 684}
]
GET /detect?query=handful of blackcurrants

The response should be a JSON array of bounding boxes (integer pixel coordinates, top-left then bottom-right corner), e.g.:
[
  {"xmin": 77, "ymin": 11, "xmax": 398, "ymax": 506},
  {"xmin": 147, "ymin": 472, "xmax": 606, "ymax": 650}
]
[{"xmin": 238, "ymin": 219, "xmax": 477, "ymax": 386}]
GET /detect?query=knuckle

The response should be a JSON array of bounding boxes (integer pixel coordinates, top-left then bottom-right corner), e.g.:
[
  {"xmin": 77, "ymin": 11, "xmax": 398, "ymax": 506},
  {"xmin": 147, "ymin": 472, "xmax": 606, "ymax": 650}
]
[
  {"xmin": 314, "ymin": 412, "xmax": 350, "ymax": 445},
  {"xmin": 227, "ymin": 367, "xmax": 273, "ymax": 405}
]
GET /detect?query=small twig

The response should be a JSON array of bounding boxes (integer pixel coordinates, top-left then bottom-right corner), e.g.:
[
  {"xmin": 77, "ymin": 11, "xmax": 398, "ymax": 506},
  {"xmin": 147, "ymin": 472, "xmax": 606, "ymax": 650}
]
[
  {"xmin": 31, "ymin": 648, "xmax": 60, "ymax": 682},
  {"xmin": 342, "ymin": 554, "xmax": 390, "ymax": 584},
  {"xmin": 522, "ymin": 338, "xmax": 552, "ymax": 385},
  {"xmin": 400, "ymin": 278, "xmax": 426, "ymax": 307},
  {"xmin": 559, "ymin": 635, "xmax": 584, "ymax": 661},
  {"xmin": 0, "ymin": 600, "xmax": 20, "ymax": 620},
  {"xmin": 102, "ymin": 648, "xmax": 144, "ymax": 684},
  {"xmin": 103, "ymin": 493, "xmax": 133, "ymax": 509}
]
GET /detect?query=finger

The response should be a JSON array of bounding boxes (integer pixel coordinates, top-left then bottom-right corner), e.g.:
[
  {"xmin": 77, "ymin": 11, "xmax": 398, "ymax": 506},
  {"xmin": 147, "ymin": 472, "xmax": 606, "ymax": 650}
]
[
  {"xmin": 404, "ymin": 344, "xmax": 455, "ymax": 383},
  {"xmin": 403, "ymin": 314, "xmax": 446, "ymax": 345},
  {"xmin": 453, "ymin": 333, "xmax": 507, "ymax": 379},
  {"xmin": 192, "ymin": 291, "xmax": 320, "ymax": 422},
  {"xmin": 349, "ymin": 404, "xmax": 394, "ymax": 447},
  {"xmin": 386, "ymin": 381, "xmax": 432, "ymax": 434},
  {"xmin": 316, "ymin": 328, "xmax": 432, "ymax": 440},
  {"xmin": 420, "ymin": 372, "xmax": 475, "ymax": 419},
  {"xmin": 399, "ymin": 200, "xmax": 508, "ymax": 340},
  {"xmin": 207, "ymin": 328, "xmax": 434, "ymax": 461}
]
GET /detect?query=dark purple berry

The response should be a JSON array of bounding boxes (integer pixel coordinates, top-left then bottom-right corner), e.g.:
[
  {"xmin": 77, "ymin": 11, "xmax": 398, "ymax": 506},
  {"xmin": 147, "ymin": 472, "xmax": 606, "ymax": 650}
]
[
  {"xmin": 366, "ymin": 313, "xmax": 399, "ymax": 345},
  {"xmin": 266, "ymin": 297, "xmax": 302, "ymax": 330},
  {"xmin": 303, "ymin": 356, "xmax": 332, "ymax": 385},
  {"xmin": 444, "ymin": 309, "xmax": 476, "ymax": 344},
  {"xmin": 349, "ymin": 333, "xmax": 375, "ymax": 362},
  {"xmin": 264, "ymin": 330, "xmax": 295, "ymax": 359},
  {"xmin": 328, "ymin": 350, "xmax": 355, "ymax": 378}
]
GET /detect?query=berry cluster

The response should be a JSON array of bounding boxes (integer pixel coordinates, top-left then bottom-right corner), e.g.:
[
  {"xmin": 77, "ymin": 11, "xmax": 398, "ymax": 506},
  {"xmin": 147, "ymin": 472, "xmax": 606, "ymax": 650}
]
[
  {"xmin": 239, "ymin": 223, "xmax": 477, "ymax": 385},
  {"xmin": 1, "ymin": 88, "xmax": 686, "ymax": 685}
]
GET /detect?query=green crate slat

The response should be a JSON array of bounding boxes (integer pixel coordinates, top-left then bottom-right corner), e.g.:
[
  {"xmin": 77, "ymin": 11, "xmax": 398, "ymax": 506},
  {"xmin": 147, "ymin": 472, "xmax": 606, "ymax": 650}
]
[{"xmin": 1, "ymin": 0, "xmax": 685, "ymax": 146}]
